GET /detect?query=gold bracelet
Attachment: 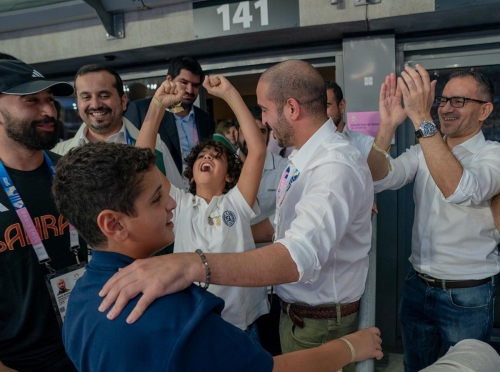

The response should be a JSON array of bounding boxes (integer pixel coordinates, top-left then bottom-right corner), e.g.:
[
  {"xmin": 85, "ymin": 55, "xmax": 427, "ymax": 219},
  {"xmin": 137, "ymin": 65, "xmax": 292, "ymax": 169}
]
[
  {"xmin": 372, "ymin": 142, "xmax": 391, "ymax": 158},
  {"xmin": 372, "ymin": 142, "xmax": 393, "ymax": 172},
  {"xmin": 340, "ymin": 337, "xmax": 356, "ymax": 363},
  {"xmin": 151, "ymin": 97, "xmax": 166, "ymax": 110}
]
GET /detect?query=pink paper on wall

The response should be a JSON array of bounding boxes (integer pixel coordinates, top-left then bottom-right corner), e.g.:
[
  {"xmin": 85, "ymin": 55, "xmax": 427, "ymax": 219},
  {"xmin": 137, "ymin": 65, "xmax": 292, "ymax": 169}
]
[{"xmin": 346, "ymin": 111, "xmax": 380, "ymax": 138}]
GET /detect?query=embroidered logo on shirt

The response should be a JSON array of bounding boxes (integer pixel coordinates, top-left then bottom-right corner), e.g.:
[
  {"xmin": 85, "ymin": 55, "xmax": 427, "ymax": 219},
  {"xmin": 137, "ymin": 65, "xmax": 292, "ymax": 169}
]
[{"xmin": 222, "ymin": 211, "xmax": 236, "ymax": 227}]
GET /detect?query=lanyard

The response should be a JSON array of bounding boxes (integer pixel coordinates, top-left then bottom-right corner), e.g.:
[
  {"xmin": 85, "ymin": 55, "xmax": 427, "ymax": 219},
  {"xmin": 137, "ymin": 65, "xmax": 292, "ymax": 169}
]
[
  {"xmin": 0, "ymin": 152, "xmax": 80, "ymax": 274},
  {"xmin": 125, "ymin": 129, "xmax": 133, "ymax": 145},
  {"xmin": 276, "ymin": 165, "xmax": 300, "ymax": 208}
]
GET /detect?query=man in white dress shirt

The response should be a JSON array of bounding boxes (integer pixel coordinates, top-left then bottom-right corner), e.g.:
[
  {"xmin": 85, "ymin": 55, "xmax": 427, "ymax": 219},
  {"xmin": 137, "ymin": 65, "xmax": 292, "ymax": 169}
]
[
  {"xmin": 367, "ymin": 65, "xmax": 500, "ymax": 372},
  {"xmin": 98, "ymin": 60, "xmax": 374, "ymax": 371},
  {"xmin": 52, "ymin": 64, "xmax": 183, "ymax": 190}
]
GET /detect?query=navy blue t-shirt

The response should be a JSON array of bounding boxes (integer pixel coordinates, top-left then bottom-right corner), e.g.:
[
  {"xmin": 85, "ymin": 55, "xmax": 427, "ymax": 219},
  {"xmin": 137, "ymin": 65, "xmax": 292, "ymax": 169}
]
[{"xmin": 63, "ymin": 251, "xmax": 273, "ymax": 371}]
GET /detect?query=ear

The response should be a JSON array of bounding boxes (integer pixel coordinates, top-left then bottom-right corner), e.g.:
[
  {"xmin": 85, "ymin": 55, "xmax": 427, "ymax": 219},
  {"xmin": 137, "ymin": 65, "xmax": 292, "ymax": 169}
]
[
  {"xmin": 166, "ymin": 75, "xmax": 173, "ymax": 82},
  {"xmin": 339, "ymin": 99, "xmax": 346, "ymax": 115},
  {"xmin": 97, "ymin": 210, "xmax": 128, "ymax": 243},
  {"xmin": 285, "ymin": 98, "xmax": 300, "ymax": 120},
  {"xmin": 478, "ymin": 102, "xmax": 494, "ymax": 122},
  {"xmin": 225, "ymin": 174, "xmax": 233, "ymax": 184}
]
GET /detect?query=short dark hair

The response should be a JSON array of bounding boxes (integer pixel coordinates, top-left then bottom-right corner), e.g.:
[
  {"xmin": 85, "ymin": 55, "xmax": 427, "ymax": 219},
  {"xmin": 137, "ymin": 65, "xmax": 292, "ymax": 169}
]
[
  {"xmin": 325, "ymin": 81, "xmax": 343, "ymax": 105},
  {"xmin": 448, "ymin": 70, "xmax": 494, "ymax": 102},
  {"xmin": 167, "ymin": 56, "xmax": 203, "ymax": 80},
  {"xmin": 260, "ymin": 60, "xmax": 326, "ymax": 117},
  {"xmin": 74, "ymin": 64, "xmax": 125, "ymax": 97},
  {"xmin": 184, "ymin": 139, "xmax": 242, "ymax": 196},
  {"xmin": 52, "ymin": 142, "xmax": 157, "ymax": 248},
  {"xmin": 248, "ymin": 105, "xmax": 262, "ymax": 121}
]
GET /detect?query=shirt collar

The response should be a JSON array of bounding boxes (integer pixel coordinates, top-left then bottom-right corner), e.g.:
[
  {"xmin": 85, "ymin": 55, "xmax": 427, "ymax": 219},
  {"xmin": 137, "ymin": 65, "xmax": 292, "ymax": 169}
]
[
  {"xmin": 264, "ymin": 150, "xmax": 275, "ymax": 170},
  {"xmin": 290, "ymin": 118, "xmax": 336, "ymax": 172},
  {"xmin": 450, "ymin": 130, "xmax": 486, "ymax": 154},
  {"xmin": 79, "ymin": 122, "xmax": 126, "ymax": 145},
  {"xmin": 175, "ymin": 106, "xmax": 195, "ymax": 121}
]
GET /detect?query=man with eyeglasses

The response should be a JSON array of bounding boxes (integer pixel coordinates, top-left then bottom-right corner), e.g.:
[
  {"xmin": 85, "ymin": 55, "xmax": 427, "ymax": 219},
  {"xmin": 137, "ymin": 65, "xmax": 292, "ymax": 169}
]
[{"xmin": 367, "ymin": 64, "xmax": 500, "ymax": 372}]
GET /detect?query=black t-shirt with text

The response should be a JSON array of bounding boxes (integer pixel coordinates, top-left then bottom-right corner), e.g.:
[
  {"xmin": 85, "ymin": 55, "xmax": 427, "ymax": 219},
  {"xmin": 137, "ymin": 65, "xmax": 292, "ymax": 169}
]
[{"xmin": 0, "ymin": 152, "xmax": 87, "ymax": 371}]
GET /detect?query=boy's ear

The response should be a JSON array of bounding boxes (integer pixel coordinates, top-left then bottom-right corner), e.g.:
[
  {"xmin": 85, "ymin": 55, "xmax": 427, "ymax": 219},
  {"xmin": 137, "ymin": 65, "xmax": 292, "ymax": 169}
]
[
  {"xmin": 225, "ymin": 174, "xmax": 233, "ymax": 183},
  {"xmin": 97, "ymin": 210, "xmax": 128, "ymax": 243}
]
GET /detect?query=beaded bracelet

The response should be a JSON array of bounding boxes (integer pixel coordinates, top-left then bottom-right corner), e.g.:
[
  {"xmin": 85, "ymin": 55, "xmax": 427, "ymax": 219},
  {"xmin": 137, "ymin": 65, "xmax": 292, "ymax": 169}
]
[
  {"xmin": 195, "ymin": 249, "xmax": 211, "ymax": 290},
  {"xmin": 340, "ymin": 337, "xmax": 356, "ymax": 363}
]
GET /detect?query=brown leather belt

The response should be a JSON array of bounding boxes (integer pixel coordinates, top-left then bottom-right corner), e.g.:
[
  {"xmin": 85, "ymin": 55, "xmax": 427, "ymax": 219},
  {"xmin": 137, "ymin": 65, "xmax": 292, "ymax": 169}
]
[
  {"xmin": 417, "ymin": 272, "xmax": 491, "ymax": 289},
  {"xmin": 280, "ymin": 300, "xmax": 360, "ymax": 329}
]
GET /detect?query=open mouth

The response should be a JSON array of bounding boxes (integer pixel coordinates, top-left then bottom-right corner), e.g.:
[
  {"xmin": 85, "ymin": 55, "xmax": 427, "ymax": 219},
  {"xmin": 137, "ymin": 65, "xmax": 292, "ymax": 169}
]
[
  {"xmin": 200, "ymin": 162, "xmax": 213, "ymax": 172},
  {"xmin": 87, "ymin": 109, "xmax": 111, "ymax": 118}
]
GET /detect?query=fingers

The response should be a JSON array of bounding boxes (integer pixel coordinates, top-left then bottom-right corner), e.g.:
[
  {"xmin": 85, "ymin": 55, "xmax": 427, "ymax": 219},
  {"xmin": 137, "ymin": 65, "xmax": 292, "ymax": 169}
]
[
  {"xmin": 389, "ymin": 72, "xmax": 397, "ymax": 97},
  {"xmin": 430, "ymin": 79, "xmax": 437, "ymax": 102},
  {"xmin": 203, "ymin": 75, "xmax": 222, "ymax": 90},
  {"xmin": 98, "ymin": 264, "xmax": 133, "ymax": 299},
  {"xmin": 202, "ymin": 75, "xmax": 211, "ymax": 89},
  {"xmin": 125, "ymin": 290, "xmax": 158, "ymax": 324}
]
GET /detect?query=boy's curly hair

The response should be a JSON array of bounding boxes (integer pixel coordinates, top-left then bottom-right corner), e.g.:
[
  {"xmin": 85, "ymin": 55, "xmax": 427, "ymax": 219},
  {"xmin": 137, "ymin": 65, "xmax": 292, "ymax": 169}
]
[{"xmin": 184, "ymin": 139, "xmax": 242, "ymax": 195}]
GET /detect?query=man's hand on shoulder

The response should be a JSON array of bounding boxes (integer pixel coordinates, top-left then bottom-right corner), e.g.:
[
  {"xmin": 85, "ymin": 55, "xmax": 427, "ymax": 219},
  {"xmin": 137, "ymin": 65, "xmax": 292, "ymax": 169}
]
[{"xmin": 98, "ymin": 253, "xmax": 203, "ymax": 324}]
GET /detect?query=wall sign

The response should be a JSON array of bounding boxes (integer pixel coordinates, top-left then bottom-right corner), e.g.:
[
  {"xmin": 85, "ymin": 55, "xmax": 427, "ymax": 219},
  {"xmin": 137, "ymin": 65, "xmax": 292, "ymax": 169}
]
[{"xmin": 193, "ymin": 0, "xmax": 299, "ymax": 39}]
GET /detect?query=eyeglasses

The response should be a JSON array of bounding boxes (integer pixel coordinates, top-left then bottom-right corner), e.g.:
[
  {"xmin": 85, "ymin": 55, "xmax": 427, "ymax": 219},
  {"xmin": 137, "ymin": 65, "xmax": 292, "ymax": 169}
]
[{"xmin": 435, "ymin": 96, "xmax": 488, "ymax": 108}]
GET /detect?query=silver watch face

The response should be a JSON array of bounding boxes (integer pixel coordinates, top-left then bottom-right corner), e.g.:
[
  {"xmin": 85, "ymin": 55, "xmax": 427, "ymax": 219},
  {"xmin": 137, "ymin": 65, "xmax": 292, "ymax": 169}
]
[{"xmin": 420, "ymin": 121, "xmax": 437, "ymax": 137}]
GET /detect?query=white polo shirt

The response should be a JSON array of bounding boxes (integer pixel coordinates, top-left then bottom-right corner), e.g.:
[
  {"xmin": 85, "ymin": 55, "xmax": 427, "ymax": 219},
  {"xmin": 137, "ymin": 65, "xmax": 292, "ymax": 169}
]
[{"xmin": 170, "ymin": 185, "xmax": 269, "ymax": 330}]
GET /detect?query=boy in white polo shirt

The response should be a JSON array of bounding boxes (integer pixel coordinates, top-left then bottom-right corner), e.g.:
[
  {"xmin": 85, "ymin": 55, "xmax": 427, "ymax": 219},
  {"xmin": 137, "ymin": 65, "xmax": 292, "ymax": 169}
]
[{"xmin": 138, "ymin": 74, "xmax": 268, "ymax": 337}]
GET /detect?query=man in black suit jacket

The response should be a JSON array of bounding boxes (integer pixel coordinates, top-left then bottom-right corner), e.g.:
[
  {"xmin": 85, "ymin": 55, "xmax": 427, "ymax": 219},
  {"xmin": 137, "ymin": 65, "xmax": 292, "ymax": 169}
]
[{"xmin": 125, "ymin": 56, "xmax": 215, "ymax": 177}]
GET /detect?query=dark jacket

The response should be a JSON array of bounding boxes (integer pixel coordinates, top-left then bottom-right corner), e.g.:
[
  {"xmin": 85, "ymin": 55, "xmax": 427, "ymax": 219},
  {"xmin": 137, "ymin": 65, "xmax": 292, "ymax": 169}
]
[{"xmin": 125, "ymin": 98, "xmax": 215, "ymax": 174}]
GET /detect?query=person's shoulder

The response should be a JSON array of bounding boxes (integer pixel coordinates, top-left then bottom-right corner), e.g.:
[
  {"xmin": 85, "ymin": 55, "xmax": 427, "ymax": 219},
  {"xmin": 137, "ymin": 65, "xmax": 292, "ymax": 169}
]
[{"xmin": 128, "ymin": 97, "xmax": 152, "ymax": 108}]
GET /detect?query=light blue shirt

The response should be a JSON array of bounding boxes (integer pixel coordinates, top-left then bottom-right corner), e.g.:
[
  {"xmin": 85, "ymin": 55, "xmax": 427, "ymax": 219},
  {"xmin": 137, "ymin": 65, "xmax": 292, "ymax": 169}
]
[
  {"xmin": 174, "ymin": 107, "xmax": 198, "ymax": 189},
  {"xmin": 175, "ymin": 107, "xmax": 197, "ymax": 164}
]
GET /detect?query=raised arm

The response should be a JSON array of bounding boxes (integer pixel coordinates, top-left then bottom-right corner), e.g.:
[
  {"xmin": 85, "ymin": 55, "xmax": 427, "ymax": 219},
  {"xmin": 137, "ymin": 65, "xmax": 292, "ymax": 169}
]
[
  {"xmin": 399, "ymin": 64, "xmax": 461, "ymax": 198},
  {"xmin": 136, "ymin": 80, "xmax": 184, "ymax": 153},
  {"xmin": 135, "ymin": 80, "xmax": 185, "ymax": 190},
  {"xmin": 367, "ymin": 73, "xmax": 407, "ymax": 181},
  {"xmin": 203, "ymin": 75, "xmax": 266, "ymax": 206}
]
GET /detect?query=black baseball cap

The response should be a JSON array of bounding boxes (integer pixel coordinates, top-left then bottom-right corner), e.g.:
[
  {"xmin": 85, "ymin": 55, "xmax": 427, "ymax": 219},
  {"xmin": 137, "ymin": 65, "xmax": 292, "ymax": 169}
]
[{"xmin": 0, "ymin": 60, "xmax": 73, "ymax": 96}]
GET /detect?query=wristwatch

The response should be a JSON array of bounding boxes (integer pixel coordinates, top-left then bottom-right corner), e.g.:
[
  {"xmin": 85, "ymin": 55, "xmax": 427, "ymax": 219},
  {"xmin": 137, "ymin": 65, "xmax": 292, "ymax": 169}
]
[{"xmin": 415, "ymin": 120, "xmax": 437, "ymax": 139}]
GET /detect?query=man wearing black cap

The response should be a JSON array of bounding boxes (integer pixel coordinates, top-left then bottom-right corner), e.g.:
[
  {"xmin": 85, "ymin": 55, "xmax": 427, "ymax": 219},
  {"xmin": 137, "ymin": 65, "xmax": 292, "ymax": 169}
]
[{"xmin": 0, "ymin": 60, "xmax": 86, "ymax": 371}]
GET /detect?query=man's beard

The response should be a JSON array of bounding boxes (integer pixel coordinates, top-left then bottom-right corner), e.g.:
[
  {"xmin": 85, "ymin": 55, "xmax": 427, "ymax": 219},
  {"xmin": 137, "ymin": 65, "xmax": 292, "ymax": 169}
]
[
  {"xmin": 2, "ymin": 111, "xmax": 58, "ymax": 151},
  {"xmin": 84, "ymin": 106, "xmax": 120, "ymax": 135},
  {"xmin": 181, "ymin": 100, "xmax": 194, "ymax": 111},
  {"xmin": 273, "ymin": 113, "xmax": 294, "ymax": 148}
]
